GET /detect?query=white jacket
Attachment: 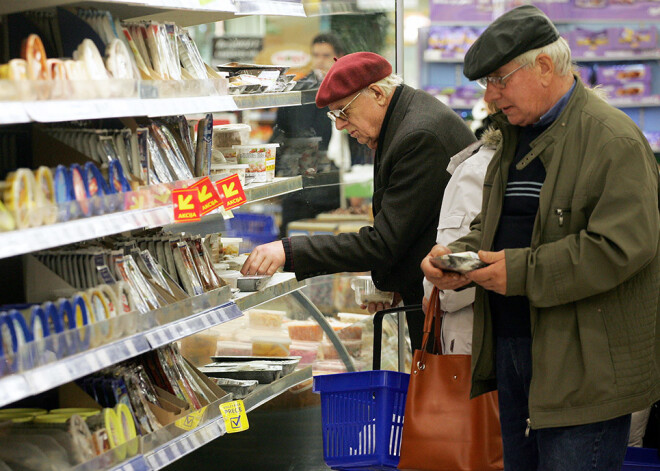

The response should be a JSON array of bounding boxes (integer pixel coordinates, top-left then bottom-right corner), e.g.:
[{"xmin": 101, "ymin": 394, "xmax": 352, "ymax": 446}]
[{"xmin": 423, "ymin": 133, "xmax": 497, "ymax": 353}]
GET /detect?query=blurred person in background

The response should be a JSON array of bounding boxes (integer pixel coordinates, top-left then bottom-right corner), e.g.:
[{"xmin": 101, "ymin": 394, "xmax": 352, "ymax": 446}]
[
  {"xmin": 271, "ymin": 33, "xmax": 372, "ymax": 237},
  {"xmin": 243, "ymin": 52, "xmax": 476, "ymax": 350}
]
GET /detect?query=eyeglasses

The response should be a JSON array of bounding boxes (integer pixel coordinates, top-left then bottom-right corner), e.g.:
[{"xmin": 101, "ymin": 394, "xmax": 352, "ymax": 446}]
[
  {"xmin": 327, "ymin": 90, "xmax": 363, "ymax": 122},
  {"xmin": 476, "ymin": 64, "xmax": 526, "ymax": 90}
]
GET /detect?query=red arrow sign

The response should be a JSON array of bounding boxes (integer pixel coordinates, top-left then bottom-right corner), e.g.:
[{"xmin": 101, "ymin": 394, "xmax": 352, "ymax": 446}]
[
  {"xmin": 216, "ymin": 174, "xmax": 247, "ymax": 210},
  {"xmin": 172, "ymin": 188, "xmax": 201, "ymax": 222},
  {"xmin": 190, "ymin": 176, "xmax": 223, "ymax": 215}
]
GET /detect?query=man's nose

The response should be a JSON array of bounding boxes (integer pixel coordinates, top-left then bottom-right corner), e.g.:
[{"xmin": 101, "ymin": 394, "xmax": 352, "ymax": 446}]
[
  {"xmin": 484, "ymin": 83, "xmax": 500, "ymax": 102},
  {"xmin": 335, "ymin": 118, "xmax": 348, "ymax": 130}
]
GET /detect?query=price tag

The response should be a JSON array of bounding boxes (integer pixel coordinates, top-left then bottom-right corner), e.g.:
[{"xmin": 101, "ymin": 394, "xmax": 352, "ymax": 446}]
[
  {"xmin": 219, "ymin": 400, "xmax": 249, "ymax": 433},
  {"xmin": 175, "ymin": 406, "xmax": 207, "ymax": 431},
  {"xmin": 216, "ymin": 174, "xmax": 247, "ymax": 210},
  {"xmin": 190, "ymin": 177, "xmax": 223, "ymax": 215},
  {"xmin": 172, "ymin": 188, "xmax": 201, "ymax": 222}
]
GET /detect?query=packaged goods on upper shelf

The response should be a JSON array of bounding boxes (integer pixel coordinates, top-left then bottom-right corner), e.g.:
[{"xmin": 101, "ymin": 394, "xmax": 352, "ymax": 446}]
[
  {"xmin": 218, "ymin": 62, "xmax": 297, "ymax": 94},
  {"xmin": 42, "ymin": 114, "xmax": 236, "ymax": 189},
  {"xmin": 0, "ymin": 10, "xmax": 230, "ymax": 101},
  {"xmin": 426, "ymin": 26, "xmax": 484, "ymax": 57},
  {"xmin": 0, "ymin": 160, "xmax": 135, "ymax": 231}
]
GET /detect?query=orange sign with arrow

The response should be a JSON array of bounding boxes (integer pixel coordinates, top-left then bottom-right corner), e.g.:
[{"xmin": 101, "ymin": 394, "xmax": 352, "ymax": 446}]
[
  {"xmin": 190, "ymin": 176, "xmax": 223, "ymax": 216},
  {"xmin": 172, "ymin": 187, "xmax": 201, "ymax": 222},
  {"xmin": 216, "ymin": 174, "xmax": 247, "ymax": 210}
]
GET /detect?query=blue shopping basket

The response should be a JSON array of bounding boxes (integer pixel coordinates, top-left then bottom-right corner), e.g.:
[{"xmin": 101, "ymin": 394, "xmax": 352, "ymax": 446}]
[
  {"xmin": 623, "ymin": 447, "xmax": 660, "ymax": 470},
  {"xmin": 313, "ymin": 305, "xmax": 421, "ymax": 470}
]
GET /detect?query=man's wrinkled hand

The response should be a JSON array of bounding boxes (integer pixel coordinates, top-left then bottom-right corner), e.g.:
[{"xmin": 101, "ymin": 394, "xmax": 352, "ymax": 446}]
[
  {"xmin": 240, "ymin": 241, "xmax": 286, "ymax": 276},
  {"xmin": 465, "ymin": 250, "xmax": 507, "ymax": 295},
  {"xmin": 421, "ymin": 244, "xmax": 470, "ymax": 290}
]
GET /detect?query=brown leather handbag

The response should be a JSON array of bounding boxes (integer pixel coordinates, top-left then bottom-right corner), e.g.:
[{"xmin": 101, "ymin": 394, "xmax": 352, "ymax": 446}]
[{"xmin": 398, "ymin": 287, "xmax": 504, "ymax": 471}]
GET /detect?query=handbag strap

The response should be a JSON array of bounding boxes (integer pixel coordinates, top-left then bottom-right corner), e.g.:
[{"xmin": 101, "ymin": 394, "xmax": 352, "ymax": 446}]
[{"xmin": 417, "ymin": 287, "xmax": 444, "ymax": 370}]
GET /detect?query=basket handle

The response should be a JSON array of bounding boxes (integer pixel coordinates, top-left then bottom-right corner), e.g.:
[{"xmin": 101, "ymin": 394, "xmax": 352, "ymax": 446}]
[{"xmin": 373, "ymin": 305, "xmax": 422, "ymax": 371}]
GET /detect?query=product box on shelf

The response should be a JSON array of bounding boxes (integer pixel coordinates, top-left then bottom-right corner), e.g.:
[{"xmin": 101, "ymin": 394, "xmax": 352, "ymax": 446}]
[
  {"xmin": 610, "ymin": 26, "xmax": 657, "ymax": 51},
  {"xmin": 600, "ymin": 81, "xmax": 651, "ymax": 98},
  {"xmin": 570, "ymin": 28, "xmax": 613, "ymax": 56},
  {"xmin": 595, "ymin": 63, "xmax": 652, "ymax": 84}
]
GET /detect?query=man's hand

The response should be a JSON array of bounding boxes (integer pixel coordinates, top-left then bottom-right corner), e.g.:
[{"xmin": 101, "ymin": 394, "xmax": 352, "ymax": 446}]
[
  {"xmin": 240, "ymin": 241, "xmax": 286, "ymax": 276},
  {"xmin": 421, "ymin": 245, "xmax": 471, "ymax": 290},
  {"xmin": 465, "ymin": 250, "xmax": 507, "ymax": 295},
  {"xmin": 361, "ymin": 292, "xmax": 402, "ymax": 314}
]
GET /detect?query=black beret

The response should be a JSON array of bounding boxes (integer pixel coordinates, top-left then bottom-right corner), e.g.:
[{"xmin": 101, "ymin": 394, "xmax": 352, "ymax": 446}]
[{"xmin": 463, "ymin": 5, "xmax": 560, "ymax": 81}]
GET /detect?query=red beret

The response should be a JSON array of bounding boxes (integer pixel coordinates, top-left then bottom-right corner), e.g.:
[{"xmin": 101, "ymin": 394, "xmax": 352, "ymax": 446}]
[{"xmin": 315, "ymin": 52, "xmax": 393, "ymax": 108}]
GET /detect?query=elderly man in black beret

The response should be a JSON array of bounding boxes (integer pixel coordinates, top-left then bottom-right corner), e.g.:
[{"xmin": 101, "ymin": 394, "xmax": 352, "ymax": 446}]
[
  {"xmin": 242, "ymin": 51, "xmax": 476, "ymax": 350},
  {"xmin": 421, "ymin": 5, "xmax": 659, "ymax": 470}
]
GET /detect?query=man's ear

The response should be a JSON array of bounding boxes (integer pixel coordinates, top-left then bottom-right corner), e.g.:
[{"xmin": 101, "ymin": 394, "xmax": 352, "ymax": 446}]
[
  {"xmin": 536, "ymin": 54, "xmax": 554, "ymax": 86},
  {"xmin": 369, "ymin": 84, "xmax": 388, "ymax": 106}
]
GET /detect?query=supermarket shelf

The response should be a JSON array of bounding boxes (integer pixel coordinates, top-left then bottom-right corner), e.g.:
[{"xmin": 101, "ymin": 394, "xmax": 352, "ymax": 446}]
[
  {"xmin": 424, "ymin": 49, "xmax": 660, "ymax": 63},
  {"xmin": 574, "ymin": 51, "xmax": 660, "ymax": 62},
  {"xmin": 304, "ymin": 0, "xmax": 394, "ymax": 15},
  {"xmin": 0, "ymin": 205, "xmax": 173, "ymax": 260},
  {"xmin": 0, "ymin": 90, "xmax": 315, "ymax": 125},
  {"xmin": 0, "ymin": 176, "xmax": 303, "ymax": 260},
  {"xmin": 244, "ymin": 176, "xmax": 303, "ymax": 204},
  {"xmin": 608, "ymin": 96, "xmax": 660, "ymax": 108},
  {"xmin": 235, "ymin": 0, "xmax": 305, "ymax": 16},
  {"xmin": 233, "ymin": 272, "xmax": 305, "ymax": 312},
  {"xmin": 139, "ymin": 367, "xmax": 312, "ymax": 470},
  {"xmin": 423, "ymin": 50, "xmax": 464, "ymax": 63},
  {"xmin": 243, "ymin": 366, "xmax": 313, "ymax": 412},
  {"xmin": 0, "ymin": 287, "xmax": 239, "ymax": 406},
  {"xmin": 0, "ymin": 0, "xmax": 265, "ymax": 27}
]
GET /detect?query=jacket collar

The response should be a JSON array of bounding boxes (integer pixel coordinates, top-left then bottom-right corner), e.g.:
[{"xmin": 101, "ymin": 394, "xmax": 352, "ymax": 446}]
[{"xmin": 376, "ymin": 84, "xmax": 405, "ymax": 161}]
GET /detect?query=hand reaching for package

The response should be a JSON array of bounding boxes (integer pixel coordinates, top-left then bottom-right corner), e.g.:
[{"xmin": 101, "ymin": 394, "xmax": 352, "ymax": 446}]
[
  {"xmin": 361, "ymin": 292, "xmax": 402, "ymax": 313},
  {"xmin": 241, "ymin": 241, "xmax": 286, "ymax": 276}
]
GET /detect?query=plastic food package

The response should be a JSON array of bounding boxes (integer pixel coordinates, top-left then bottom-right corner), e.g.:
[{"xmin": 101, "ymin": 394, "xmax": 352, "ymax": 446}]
[
  {"xmin": 212, "ymin": 124, "xmax": 251, "ymax": 148},
  {"xmin": 247, "ymin": 309, "xmax": 286, "ymax": 329},
  {"xmin": 234, "ymin": 145, "xmax": 267, "ymax": 183},
  {"xmin": 287, "ymin": 321, "xmax": 323, "ymax": 342},
  {"xmin": 213, "ymin": 377, "xmax": 258, "ymax": 398},
  {"xmin": 180, "ymin": 332, "xmax": 219, "ymax": 367},
  {"xmin": 321, "ymin": 339, "xmax": 362, "ymax": 360},
  {"xmin": 215, "ymin": 340, "xmax": 253, "ymax": 357},
  {"xmin": 251, "ymin": 335, "xmax": 291, "ymax": 357},
  {"xmin": 350, "ymin": 276, "xmax": 394, "ymax": 305},
  {"xmin": 290, "ymin": 341, "xmax": 320, "ymax": 366},
  {"xmin": 219, "ymin": 237, "xmax": 242, "ymax": 256},
  {"xmin": 210, "ymin": 164, "xmax": 248, "ymax": 187}
]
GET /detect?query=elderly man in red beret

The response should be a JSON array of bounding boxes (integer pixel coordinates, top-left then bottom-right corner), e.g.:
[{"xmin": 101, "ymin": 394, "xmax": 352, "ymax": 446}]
[{"xmin": 242, "ymin": 51, "xmax": 475, "ymax": 350}]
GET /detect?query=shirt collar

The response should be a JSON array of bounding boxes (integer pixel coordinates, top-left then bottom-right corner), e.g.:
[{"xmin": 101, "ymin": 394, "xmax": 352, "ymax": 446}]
[{"xmin": 533, "ymin": 78, "xmax": 576, "ymax": 128}]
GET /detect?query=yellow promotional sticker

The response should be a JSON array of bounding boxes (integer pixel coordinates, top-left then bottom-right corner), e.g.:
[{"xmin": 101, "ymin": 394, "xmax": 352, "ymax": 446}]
[
  {"xmin": 175, "ymin": 406, "xmax": 207, "ymax": 431},
  {"xmin": 219, "ymin": 400, "xmax": 249, "ymax": 433}
]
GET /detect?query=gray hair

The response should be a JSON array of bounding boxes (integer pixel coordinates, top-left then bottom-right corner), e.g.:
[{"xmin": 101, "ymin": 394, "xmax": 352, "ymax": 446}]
[
  {"xmin": 515, "ymin": 36, "xmax": 573, "ymax": 77},
  {"xmin": 369, "ymin": 73, "xmax": 404, "ymax": 97}
]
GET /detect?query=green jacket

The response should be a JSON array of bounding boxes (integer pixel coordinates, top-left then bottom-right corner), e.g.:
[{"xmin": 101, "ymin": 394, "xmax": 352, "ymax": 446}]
[{"xmin": 449, "ymin": 79, "xmax": 660, "ymax": 429}]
